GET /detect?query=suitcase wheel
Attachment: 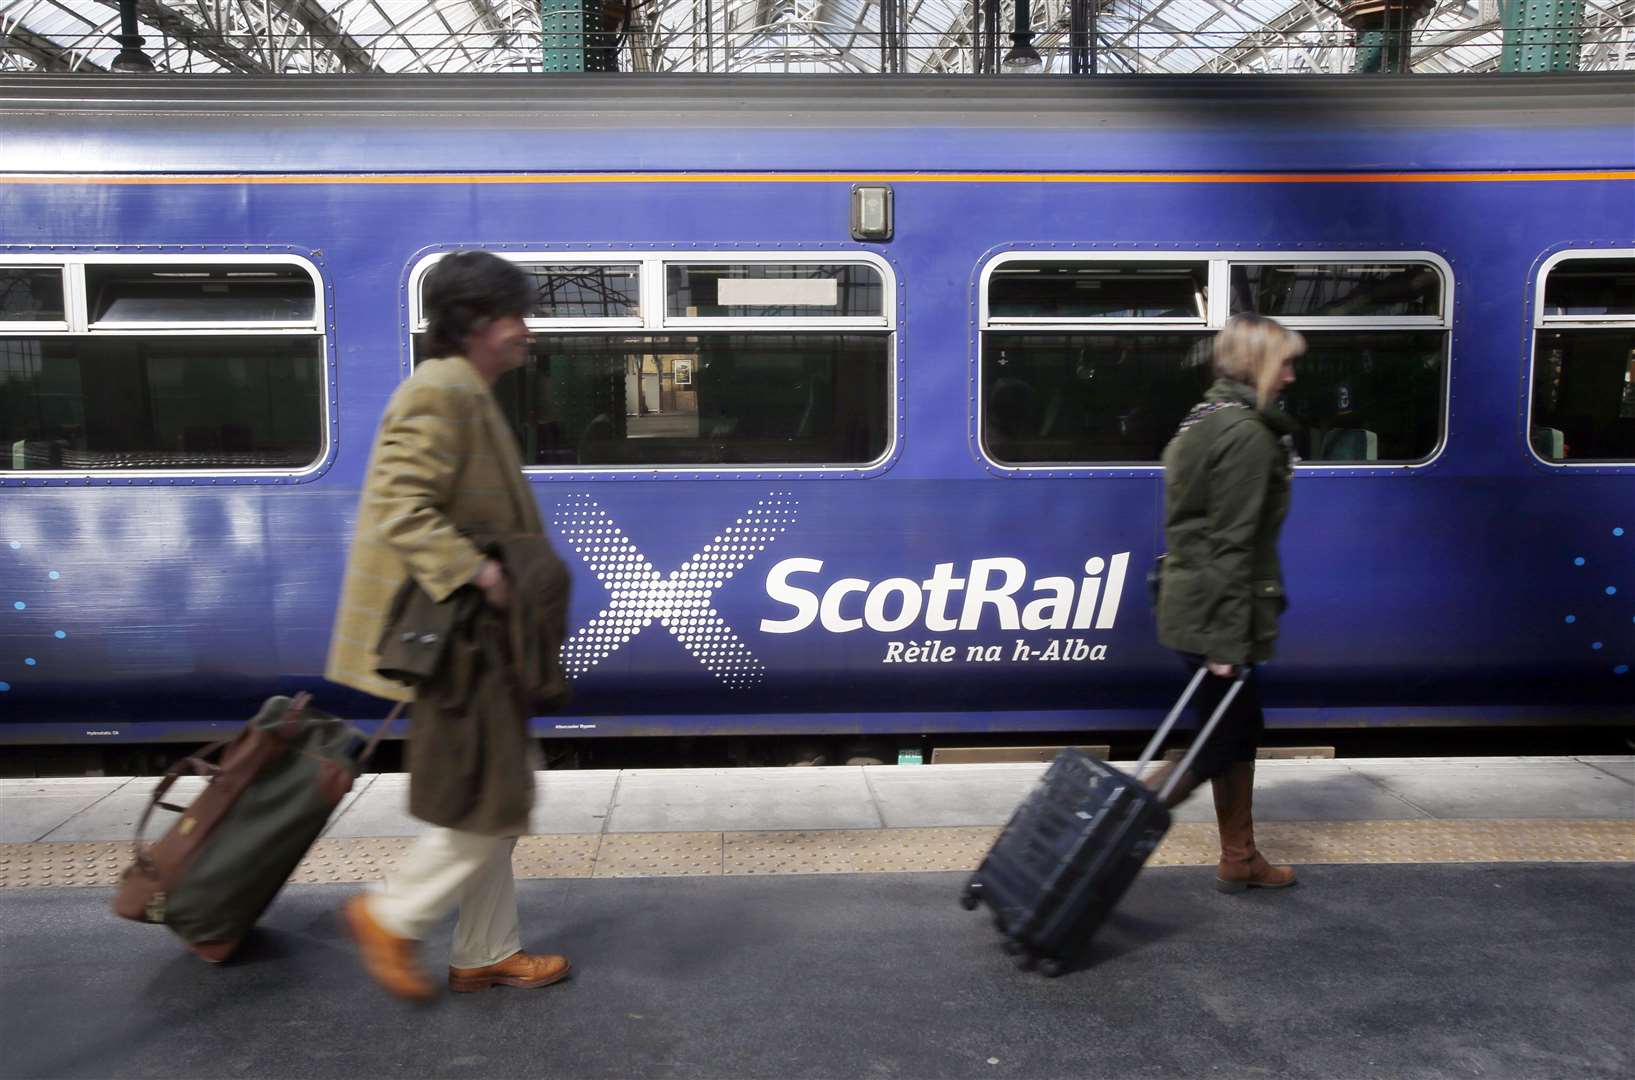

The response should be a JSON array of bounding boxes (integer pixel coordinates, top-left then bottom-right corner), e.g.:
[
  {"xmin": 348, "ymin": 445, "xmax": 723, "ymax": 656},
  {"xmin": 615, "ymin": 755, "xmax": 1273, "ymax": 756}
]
[
  {"xmin": 959, "ymin": 887, "xmax": 980, "ymax": 912},
  {"xmin": 1037, "ymin": 957, "xmax": 1065, "ymax": 979},
  {"xmin": 1011, "ymin": 949, "xmax": 1037, "ymax": 972},
  {"xmin": 1000, "ymin": 938, "xmax": 1022, "ymax": 956}
]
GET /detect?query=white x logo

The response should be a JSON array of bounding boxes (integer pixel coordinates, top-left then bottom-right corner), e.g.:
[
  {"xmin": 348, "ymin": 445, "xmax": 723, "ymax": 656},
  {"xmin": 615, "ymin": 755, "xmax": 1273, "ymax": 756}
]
[{"xmin": 555, "ymin": 493, "xmax": 800, "ymax": 689}]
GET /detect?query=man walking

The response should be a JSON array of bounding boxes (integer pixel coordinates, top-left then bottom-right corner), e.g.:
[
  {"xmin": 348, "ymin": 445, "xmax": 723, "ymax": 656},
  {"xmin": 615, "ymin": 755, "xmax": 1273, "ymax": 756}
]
[{"xmin": 327, "ymin": 250, "xmax": 570, "ymax": 1001}]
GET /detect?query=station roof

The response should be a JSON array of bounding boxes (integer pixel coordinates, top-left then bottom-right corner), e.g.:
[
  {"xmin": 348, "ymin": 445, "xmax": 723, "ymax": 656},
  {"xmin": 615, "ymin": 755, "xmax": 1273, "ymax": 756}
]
[{"xmin": 1, "ymin": 0, "xmax": 1632, "ymax": 75}]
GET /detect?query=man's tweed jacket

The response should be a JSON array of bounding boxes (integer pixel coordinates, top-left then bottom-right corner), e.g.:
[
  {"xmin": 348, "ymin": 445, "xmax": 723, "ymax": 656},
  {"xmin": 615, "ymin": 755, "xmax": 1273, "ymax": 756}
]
[{"xmin": 326, "ymin": 355, "xmax": 543, "ymax": 703}]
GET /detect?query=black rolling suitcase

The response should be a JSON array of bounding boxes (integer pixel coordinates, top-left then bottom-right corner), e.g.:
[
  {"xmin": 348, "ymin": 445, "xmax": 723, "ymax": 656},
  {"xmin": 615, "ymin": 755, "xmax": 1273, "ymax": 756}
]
[{"xmin": 960, "ymin": 666, "xmax": 1249, "ymax": 977}]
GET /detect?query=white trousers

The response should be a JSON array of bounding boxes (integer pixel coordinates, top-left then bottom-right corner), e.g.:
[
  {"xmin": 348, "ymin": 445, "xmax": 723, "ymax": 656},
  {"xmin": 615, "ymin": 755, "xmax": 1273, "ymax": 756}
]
[{"xmin": 369, "ymin": 827, "xmax": 522, "ymax": 970}]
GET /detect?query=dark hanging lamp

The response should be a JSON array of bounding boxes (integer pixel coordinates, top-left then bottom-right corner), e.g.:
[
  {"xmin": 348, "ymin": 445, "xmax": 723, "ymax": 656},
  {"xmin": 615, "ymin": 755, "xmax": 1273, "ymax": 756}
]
[
  {"xmin": 109, "ymin": 0, "xmax": 155, "ymax": 71},
  {"xmin": 1003, "ymin": 0, "xmax": 1043, "ymax": 71}
]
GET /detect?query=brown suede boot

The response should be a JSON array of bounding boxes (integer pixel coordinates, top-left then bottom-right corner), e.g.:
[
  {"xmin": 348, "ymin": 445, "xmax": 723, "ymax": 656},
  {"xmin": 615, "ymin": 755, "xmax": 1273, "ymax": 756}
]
[{"xmin": 1211, "ymin": 761, "xmax": 1296, "ymax": 893}]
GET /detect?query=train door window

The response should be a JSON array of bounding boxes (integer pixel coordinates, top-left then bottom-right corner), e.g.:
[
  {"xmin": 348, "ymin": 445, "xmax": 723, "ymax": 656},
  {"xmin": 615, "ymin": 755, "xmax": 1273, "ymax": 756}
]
[
  {"xmin": 979, "ymin": 252, "xmax": 1449, "ymax": 467},
  {"xmin": 1530, "ymin": 254, "xmax": 1635, "ymax": 463},
  {"xmin": 0, "ymin": 256, "xmax": 326, "ymax": 474},
  {"xmin": 410, "ymin": 253, "xmax": 894, "ymax": 469}
]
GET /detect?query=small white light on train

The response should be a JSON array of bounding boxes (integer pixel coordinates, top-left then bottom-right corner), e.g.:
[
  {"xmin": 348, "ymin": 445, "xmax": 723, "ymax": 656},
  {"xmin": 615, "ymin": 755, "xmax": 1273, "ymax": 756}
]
[{"xmin": 851, "ymin": 185, "xmax": 893, "ymax": 242}]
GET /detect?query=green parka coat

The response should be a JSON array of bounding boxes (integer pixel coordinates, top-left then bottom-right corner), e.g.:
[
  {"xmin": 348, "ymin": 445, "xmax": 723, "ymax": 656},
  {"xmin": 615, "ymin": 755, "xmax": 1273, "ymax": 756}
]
[{"xmin": 1156, "ymin": 379, "xmax": 1296, "ymax": 667}]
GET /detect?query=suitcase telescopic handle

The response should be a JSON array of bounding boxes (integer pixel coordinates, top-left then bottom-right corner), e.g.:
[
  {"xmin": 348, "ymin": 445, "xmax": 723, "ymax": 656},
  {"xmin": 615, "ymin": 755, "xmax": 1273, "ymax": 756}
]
[
  {"xmin": 1135, "ymin": 667, "xmax": 1206, "ymax": 773},
  {"xmin": 1137, "ymin": 667, "xmax": 1252, "ymax": 805}
]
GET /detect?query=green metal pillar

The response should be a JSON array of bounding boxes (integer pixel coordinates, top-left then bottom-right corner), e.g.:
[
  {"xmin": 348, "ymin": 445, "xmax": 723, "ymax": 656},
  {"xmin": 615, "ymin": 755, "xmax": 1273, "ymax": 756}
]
[
  {"xmin": 1353, "ymin": 31, "xmax": 1405, "ymax": 73},
  {"xmin": 541, "ymin": 0, "xmax": 617, "ymax": 72},
  {"xmin": 1340, "ymin": 0, "xmax": 1433, "ymax": 73},
  {"xmin": 1499, "ymin": 0, "xmax": 1584, "ymax": 72}
]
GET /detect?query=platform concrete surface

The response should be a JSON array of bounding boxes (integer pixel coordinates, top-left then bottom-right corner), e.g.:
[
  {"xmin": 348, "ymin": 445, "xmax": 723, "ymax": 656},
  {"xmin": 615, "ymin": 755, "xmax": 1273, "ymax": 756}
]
[
  {"xmin": 1, "ymin": 864, "xmax": 1631, "ymax": 1080},
  {"xmin": 1, "ymin": 756, "xmax": 1630, "ymax": 843}
]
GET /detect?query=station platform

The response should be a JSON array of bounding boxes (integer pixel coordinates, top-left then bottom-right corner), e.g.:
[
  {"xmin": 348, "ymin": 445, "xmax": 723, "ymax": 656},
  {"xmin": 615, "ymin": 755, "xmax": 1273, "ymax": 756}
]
[{"xmin": 2, "ymin": 755, "xmax": 1632, "ymax": 1078}]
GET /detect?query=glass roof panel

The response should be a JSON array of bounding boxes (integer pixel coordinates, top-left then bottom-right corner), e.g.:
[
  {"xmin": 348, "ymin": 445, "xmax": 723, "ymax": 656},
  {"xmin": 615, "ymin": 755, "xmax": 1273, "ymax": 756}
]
[{"xmin": 3, "ymin": 0, "xmax": 1631, "ymax": 73}]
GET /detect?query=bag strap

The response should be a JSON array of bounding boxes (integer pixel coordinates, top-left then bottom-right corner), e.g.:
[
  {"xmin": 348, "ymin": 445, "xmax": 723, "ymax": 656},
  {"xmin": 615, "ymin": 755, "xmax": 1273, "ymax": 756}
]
[
  {"xmin": 130, "ymin": 691, "xmax": 312, "ymax": 870},
  {"xmin": 130, "ymin": 696, "xmax": 405, "ymax": 871}
]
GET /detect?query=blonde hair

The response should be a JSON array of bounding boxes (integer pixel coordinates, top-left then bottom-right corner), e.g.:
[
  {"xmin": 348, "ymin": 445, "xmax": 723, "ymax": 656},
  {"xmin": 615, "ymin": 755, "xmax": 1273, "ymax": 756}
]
[{"xmin": 1212, "ymin": 314, "xmax": 1306, "ymax": 408}]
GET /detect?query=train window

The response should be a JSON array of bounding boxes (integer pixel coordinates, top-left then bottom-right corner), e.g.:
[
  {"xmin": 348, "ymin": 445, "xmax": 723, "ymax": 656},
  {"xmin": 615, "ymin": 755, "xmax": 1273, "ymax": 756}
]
[
  {"xmin": 1230, "ymin": 262, "xmax": 1442, "ymax": 319},
  {"xmin": 1542, "ymin": 259, "xmax": 1635, "ymax": 317},
  {"xmin": 520, "ymin": 264, "xmax": 641, "ymax": 320},
  {"xmin": 86, "ymin": 264, "xmax": 316, "ymax": 325},
  {"xmin": 980, "ymin": 253, "xmax": 1449, "ymax": 467},
  {"xmin": 0, "ymin": 336, "xmax": 324, "ymax": 471},
  {"xmin": 412, "ymin": 332, "xmax": 890, "ymax": 467},
  {"xmin": 0, "ymin": 257, "xmax": 327, "ymax": 474},
  {"xmin": 988, "ymin": 261, "xmax": 1207, "ymax": 321},
  {"xmin": 665, "ymin": 263, "xmax": 884, "ymax": 319},
  {"xmin": 409, "ymin": 251, "xmax": 895, "ymax": 470},
  {"xmin": 1, "ymin": 268, "xmax": 65, "ymax": 324},
  {"xmin": 1530, "ymin": 255, "xmax": 1635, "ymax": 463},
  {"xmin": 1278, "ymin": 331, "xmax": 1446, "ymax": 462},
  {"xmin": 984, "ymin": 332, "xmax": 1213, "ymax": 464}
]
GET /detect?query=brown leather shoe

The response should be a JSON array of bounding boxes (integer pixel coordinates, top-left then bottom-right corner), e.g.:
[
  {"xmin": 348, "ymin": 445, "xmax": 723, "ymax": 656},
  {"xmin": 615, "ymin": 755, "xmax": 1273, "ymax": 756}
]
[
  {"xmin": 342, "ymin": 895, "xmax": 435, "ymax": 1002},
  {"xmin": 448, "ymin": 951, "xmax": 572, "ymax": 993}
]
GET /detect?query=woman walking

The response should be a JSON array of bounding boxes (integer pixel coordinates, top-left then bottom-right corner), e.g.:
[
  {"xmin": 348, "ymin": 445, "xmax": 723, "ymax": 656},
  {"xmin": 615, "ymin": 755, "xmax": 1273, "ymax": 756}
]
[{"xmin": 1148, "ymin": 313, "xmax": 1305, "ymax": 893}]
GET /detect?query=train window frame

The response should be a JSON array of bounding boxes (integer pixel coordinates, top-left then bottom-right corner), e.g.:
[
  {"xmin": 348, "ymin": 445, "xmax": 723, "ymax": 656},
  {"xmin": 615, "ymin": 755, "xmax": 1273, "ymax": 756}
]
[
  {"xmin": 405, "ymin": 249, "xmax": 899, "ymax": 476},
  {"xmin": 974, "ymin": 249, "xmax": 1454, "ymax": 474},
  {"xmin": 1526, "ymin": 247, "xmax": 1635, "ymax": 469},
  {"xmin": 0, "ymin": 251, "xmax": 332, "ymax": 481}
]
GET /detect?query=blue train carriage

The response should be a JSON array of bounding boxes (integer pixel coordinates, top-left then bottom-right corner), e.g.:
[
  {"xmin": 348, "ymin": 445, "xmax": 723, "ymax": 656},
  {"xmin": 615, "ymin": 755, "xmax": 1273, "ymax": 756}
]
[{"xmin": 0, "ymin": 74, "xmax": 1631, "ymax": 744}]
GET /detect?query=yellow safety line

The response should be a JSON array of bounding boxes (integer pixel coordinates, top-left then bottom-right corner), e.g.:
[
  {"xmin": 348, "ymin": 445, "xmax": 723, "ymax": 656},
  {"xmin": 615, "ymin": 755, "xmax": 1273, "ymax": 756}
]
[{"xmin": 2, "ymin": 170, "xmax": 1633, "ymax": 186}]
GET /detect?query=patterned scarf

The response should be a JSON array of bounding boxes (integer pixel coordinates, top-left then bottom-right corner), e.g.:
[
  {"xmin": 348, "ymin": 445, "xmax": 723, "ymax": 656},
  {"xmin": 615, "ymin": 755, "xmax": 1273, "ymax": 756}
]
[
  {"xmin": 1175, "ymin": 379, "xmax": 1301, "ymax": 466},
  {"xmin": 1175, "ymin": 398, "xmax": 1249, "ymax": 436}
]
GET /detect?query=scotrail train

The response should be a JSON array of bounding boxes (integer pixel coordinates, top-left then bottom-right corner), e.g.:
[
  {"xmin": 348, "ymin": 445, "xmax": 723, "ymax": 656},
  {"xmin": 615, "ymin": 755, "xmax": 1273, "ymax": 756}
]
[{"xmin": 0, "ymin": 73, "xmax": 1631, "ymax": 744}]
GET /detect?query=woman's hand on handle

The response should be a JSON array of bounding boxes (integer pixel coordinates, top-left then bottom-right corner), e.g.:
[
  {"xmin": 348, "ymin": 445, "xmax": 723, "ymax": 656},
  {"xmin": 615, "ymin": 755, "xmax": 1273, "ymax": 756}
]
[{"xmin": 1206, "ymin": 660, "xmax": 1237, "ymax": 678}]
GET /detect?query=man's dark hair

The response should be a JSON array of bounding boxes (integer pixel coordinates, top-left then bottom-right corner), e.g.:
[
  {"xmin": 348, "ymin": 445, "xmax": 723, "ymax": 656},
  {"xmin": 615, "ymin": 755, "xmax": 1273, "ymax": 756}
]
[{"xmin": 422, "ymin": 251, "xmax": 532, "ymax": 358}]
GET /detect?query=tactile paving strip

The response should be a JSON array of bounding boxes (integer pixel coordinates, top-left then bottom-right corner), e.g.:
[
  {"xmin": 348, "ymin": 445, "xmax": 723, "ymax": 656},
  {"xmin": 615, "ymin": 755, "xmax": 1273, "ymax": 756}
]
[
  {"xmin": 1, "ymin": 820, "xmax": 1629, "ymax": 888},
  {"xmin": 1252, "ymin": 820, "xmax": 1635, "ymax": 865},
  {"xmin": 593, "ymin": 832, "xmax": 722, "ymax": 878},
  {"xmin": 725, "ymin": 827, "xmax": 998, "ymax": 875}
]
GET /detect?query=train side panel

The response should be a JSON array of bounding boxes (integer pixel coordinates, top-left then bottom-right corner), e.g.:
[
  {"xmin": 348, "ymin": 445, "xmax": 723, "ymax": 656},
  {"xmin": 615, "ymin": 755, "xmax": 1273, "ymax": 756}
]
[{"xmin": 2, "ymin": 81, "xmax": 1632, "ymax": 740}]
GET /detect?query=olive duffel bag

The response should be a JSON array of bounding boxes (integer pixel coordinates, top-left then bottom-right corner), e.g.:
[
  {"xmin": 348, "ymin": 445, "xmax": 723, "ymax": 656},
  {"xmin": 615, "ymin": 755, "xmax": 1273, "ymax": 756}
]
[{"xmin": 112, "ymin": 693, "xmax": 399, "ymax": 962}]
